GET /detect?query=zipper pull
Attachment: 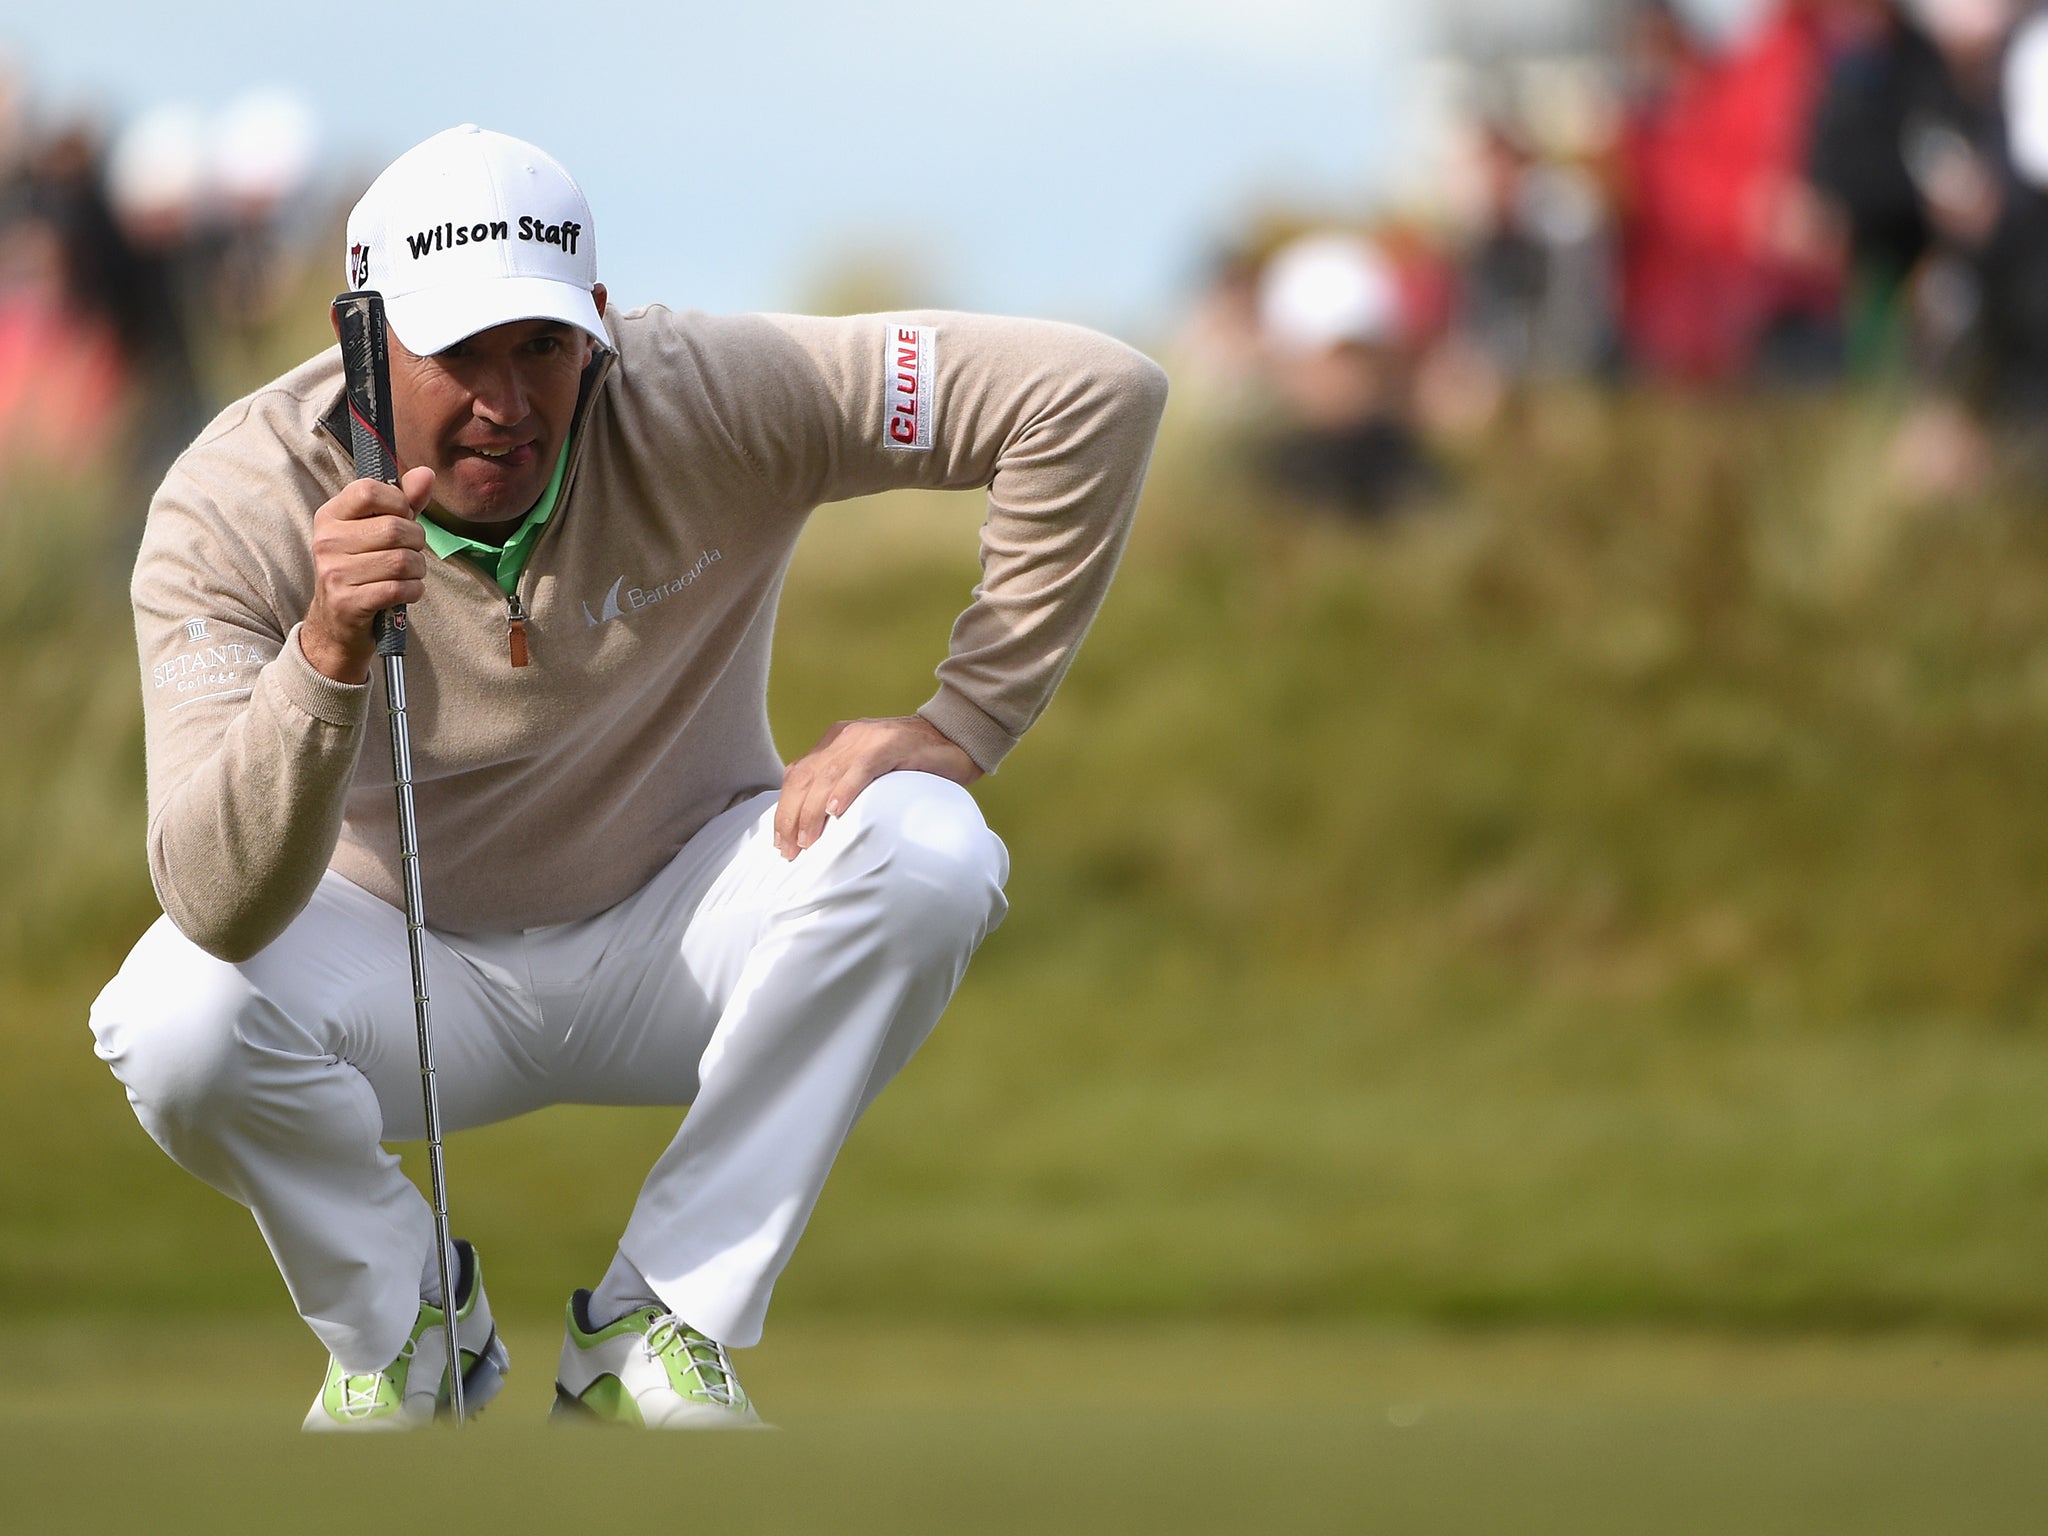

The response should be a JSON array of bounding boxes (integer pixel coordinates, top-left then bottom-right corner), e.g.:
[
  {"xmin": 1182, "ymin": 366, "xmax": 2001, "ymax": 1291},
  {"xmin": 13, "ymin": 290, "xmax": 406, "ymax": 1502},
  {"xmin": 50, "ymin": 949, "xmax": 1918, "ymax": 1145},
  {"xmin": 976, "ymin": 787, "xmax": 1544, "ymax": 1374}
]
[{"xmin": 507, "ymin": 592, "xmax": 530, "ymax": 668}]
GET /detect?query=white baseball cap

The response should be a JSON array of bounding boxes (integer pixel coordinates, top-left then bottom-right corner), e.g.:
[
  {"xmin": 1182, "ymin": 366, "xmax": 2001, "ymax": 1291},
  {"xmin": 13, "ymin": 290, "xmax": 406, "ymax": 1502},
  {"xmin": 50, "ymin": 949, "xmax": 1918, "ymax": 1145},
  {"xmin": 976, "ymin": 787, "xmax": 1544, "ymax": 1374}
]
[
  {"xmin": 1258, "ymin": 232, "xmax": 1404, "ymax": 355},
  {"xmin": 344, "ymin": 124, "xmax": 605, "ymax": 356}
]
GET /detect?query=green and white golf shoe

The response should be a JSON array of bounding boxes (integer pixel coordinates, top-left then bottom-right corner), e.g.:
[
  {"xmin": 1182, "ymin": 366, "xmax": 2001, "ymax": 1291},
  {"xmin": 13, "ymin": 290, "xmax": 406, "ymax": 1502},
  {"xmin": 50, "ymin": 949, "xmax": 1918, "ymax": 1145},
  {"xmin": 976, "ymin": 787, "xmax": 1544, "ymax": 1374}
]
[
  {"xmin": 552, "ymin": 1290, "xmax": 766, "ymax": 1429},
  {"xmin": 302, "ymin": 1239, "xmax": 510, "ymax": 1432}
]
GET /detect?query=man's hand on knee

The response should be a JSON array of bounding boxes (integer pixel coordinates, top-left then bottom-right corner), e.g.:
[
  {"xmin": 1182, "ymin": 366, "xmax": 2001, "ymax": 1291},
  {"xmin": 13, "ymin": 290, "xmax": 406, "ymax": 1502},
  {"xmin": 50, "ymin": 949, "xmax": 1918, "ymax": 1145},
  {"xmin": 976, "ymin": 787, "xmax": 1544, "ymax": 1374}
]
[{"xmin": 775, "ymin": 715, "xmax": 981, "ymax": 860}]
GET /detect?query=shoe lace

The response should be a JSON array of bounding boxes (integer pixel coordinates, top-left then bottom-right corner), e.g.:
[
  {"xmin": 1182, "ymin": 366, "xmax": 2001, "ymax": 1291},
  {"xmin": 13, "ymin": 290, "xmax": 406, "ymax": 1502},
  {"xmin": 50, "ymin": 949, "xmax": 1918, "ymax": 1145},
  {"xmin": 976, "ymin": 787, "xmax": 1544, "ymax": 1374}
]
[
  {"xmin": 335, "ymin": 1332, "xmax": 419, "ymax": 1420},
  {"xmin": 641, "ymin": 1313, "xmax": 741, "ymax": 1407}
]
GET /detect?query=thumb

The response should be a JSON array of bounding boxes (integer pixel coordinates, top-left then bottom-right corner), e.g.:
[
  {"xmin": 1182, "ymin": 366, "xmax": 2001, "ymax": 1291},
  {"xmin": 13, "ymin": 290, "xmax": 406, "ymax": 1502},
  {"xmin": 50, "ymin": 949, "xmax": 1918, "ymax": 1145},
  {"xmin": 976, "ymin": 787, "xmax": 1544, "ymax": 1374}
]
[{"xmin": 400, "ymin": 465, "xmax": 436, "ymax": 516}]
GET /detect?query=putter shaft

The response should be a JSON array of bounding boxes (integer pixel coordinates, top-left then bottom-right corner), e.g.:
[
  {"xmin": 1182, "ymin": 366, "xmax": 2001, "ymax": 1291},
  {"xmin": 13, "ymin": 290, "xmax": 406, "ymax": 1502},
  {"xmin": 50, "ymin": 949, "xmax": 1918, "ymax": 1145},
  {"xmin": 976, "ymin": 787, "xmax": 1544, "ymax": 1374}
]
[
  {"xmin": 383, "ymin": 650, "xmax": 464, "ymax": 1423},
  {"xmin": 335, "ymin": 290, "xmax": 464, "ymax": 1423}
]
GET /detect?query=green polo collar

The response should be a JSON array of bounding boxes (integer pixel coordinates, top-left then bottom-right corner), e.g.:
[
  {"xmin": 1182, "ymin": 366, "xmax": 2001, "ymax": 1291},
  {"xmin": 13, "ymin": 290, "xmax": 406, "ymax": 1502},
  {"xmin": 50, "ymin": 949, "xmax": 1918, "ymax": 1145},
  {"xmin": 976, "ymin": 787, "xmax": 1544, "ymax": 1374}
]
[{"xmin": 420, "ymin": 437, "xmax": 572, "ymax": 595}]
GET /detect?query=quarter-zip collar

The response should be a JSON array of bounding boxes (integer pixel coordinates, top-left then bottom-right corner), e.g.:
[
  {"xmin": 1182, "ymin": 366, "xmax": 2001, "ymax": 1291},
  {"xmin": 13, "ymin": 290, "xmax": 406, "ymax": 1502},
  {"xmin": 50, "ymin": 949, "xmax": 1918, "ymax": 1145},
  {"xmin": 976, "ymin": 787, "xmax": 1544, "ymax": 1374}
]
[{"xmin": 419, "ymin": 435, "xmax": 572, "ymax": 594}]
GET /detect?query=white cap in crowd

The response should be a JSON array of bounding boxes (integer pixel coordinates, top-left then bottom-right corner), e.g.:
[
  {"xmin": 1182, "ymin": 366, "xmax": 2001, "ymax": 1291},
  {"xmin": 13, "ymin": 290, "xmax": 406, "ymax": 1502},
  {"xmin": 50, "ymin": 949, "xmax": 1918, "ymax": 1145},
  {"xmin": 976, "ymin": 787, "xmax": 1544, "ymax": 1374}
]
[
  {"xmin": 2008, "ymin": 12, "xmax": 2048, "ymax": 189},
  {"xmin": 1258, "ymin": 232, "xmax": 1404, "ymax": 355},
  {"xmin": 105, "ymin": 90, "xmax": 320, "ymax": 233},
  {"xmin": 345, "ymin": 124, "xmax": 606, "ymax": 356},
  {"xmin": 213, "ymin": 90, "xmax": 318, "ymax": 208},
  {"xmin": 107, "ymin": 104, "xmax": 209, "ymax": 229}
]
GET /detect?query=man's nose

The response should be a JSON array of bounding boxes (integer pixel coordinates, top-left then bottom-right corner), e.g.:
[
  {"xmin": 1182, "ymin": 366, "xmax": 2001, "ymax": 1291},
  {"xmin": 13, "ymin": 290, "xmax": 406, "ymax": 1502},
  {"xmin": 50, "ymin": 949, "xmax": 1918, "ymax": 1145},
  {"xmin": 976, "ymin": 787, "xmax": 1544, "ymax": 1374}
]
[{"xmin": 470, "ymin": 361, "xmax": 529, "ymax": 425}]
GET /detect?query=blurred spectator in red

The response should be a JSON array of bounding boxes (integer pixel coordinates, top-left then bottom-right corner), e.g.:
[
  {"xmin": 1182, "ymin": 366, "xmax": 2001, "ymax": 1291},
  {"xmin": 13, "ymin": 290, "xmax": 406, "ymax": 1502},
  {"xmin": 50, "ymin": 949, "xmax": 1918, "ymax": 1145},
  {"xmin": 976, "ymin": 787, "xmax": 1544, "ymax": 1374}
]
[
  {"xmin": 1612, "ymin": 0, "xmax": 1848, "ymax": 384},
  {"xmin": 1611, "ymin": 0, "xmax": 1726, "ymax": 380},
  {"xmin": 0, "ymin": 123, "xmax": 131, "ymax": 479}
]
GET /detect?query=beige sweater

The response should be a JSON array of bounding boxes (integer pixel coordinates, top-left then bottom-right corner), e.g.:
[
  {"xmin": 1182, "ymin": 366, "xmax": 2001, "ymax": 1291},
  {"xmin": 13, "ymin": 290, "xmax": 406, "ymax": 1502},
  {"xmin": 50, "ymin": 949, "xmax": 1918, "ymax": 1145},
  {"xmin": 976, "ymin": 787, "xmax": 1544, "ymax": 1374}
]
[{"xmin": 132, "ymin": 306, "xmax": 1168, "ymax": 960}]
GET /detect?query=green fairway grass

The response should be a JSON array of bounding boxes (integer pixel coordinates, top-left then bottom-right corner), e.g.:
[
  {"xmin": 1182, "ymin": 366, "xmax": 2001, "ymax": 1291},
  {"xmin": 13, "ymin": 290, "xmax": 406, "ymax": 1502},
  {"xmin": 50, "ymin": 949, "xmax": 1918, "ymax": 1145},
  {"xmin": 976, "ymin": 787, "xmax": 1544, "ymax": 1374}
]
[
  {"xmin": 13, "ymin": 965, "xmax": 2048, "ymax": 1330},
  {"xmin": 9, "ymin": 1320, "xmax": 2048, "ymax": 1534}
]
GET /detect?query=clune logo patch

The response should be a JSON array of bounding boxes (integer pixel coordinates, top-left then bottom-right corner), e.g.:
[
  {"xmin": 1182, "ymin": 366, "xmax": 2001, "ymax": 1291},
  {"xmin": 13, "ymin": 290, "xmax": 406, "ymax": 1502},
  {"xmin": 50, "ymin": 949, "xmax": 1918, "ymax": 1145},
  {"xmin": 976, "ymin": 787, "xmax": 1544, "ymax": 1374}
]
[
  {"xmin": 583, "ymin": 549, "xmax": 723, "ymax": 627},
  {"xmin": 349, "ymin": 242, "xmax": 371, "ymax": 289},
  {"xmin": 404, "ymin": 215, "xmax": 585, "ymax": 261},
  {"xmin": 884, "ymin": 325, "xmax": 934, "ymax": 450}
]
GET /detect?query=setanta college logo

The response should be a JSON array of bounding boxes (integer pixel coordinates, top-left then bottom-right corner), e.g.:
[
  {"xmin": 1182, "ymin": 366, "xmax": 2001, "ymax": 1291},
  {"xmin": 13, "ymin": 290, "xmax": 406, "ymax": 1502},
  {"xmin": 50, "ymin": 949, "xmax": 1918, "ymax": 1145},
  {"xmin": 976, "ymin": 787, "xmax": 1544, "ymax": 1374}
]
[{"xmin": 154, "ymin": 625, "xmax": 274, "ymax": 712}]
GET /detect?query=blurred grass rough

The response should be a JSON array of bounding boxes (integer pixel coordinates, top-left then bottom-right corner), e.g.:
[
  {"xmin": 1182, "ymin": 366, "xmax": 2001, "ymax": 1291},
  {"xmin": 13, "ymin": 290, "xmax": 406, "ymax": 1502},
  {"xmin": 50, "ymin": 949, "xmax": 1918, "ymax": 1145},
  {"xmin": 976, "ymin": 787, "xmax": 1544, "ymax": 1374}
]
[{"xmin": 6, "ymin": 349, "xmax": 2048, "ymax": 1333}]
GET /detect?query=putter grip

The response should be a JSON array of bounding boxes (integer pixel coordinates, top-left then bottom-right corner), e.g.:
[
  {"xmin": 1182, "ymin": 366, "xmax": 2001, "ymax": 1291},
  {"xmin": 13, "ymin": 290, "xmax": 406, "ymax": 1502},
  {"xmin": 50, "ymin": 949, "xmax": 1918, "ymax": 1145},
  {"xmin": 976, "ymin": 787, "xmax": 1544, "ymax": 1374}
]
[{"xmin": 333, "ymin": 290, "xmax": 408, "ymax": 659}]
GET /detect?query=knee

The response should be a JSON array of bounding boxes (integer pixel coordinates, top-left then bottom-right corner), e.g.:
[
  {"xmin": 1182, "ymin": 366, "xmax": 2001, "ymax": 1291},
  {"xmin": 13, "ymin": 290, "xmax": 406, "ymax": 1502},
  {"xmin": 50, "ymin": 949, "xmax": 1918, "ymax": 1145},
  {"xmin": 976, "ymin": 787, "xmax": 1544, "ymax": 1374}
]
[
  {"xmin": 90, "ymin": 937, "xmax": 266, "ymax": 1134},
  {"xmin": 842, "ymin": 772, "xmax": 1010, "ymax": 953}
]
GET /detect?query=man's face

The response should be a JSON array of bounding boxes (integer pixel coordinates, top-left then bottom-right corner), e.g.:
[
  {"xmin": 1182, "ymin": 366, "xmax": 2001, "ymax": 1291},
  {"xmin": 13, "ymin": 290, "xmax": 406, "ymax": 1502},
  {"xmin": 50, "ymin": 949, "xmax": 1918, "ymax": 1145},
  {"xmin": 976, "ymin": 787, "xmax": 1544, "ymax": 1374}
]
[{"xmin": 386, "ymin": 285, "xmax": 606, "ymax": 528}]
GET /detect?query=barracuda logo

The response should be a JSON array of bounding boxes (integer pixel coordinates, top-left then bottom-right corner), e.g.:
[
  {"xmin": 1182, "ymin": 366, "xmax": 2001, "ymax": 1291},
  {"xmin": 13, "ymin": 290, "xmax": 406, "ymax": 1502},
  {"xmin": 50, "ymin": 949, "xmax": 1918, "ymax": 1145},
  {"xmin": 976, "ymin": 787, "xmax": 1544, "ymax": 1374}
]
[
  {"xmin": 582, "ymin": 549, "xmax": 723, "ymax": 627},
  {"xmin": 584, "ymin": 576, "xmax": 626, "ymax": 626}
]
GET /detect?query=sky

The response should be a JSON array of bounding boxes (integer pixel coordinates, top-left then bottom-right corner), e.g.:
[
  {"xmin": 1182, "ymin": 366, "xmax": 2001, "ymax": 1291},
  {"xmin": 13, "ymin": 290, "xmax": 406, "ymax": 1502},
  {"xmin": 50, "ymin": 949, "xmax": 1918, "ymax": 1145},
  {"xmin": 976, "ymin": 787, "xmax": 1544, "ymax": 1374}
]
[{"xmin": 2, "ymin": 0, "xmax": 1769, "ymax": 339}]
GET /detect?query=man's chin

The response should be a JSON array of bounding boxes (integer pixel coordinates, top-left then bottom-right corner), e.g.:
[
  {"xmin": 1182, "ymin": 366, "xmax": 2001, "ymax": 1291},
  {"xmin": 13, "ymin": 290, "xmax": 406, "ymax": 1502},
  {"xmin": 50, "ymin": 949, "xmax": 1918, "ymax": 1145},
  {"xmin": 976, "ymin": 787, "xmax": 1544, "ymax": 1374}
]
[{"xmin": 434, "ymin": 468, "xmax": 545, "ymax": 531}]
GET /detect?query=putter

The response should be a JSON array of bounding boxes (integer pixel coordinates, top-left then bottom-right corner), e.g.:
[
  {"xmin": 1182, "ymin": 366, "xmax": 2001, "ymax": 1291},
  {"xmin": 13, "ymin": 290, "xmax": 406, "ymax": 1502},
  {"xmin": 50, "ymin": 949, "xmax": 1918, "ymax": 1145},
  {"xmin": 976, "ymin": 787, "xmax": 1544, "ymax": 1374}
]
[{"xmin": 333, "ymin": 289, "xmax": 466, "ymax": 1423}]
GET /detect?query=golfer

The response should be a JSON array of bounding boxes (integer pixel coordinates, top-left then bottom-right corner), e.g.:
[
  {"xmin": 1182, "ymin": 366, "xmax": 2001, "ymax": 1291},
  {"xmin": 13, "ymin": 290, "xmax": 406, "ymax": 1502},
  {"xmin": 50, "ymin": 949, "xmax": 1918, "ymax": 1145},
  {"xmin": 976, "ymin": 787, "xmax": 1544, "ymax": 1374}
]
[{"xmin": 89, "ymin": 124, "xmax": 1167, "ymax": 1430}]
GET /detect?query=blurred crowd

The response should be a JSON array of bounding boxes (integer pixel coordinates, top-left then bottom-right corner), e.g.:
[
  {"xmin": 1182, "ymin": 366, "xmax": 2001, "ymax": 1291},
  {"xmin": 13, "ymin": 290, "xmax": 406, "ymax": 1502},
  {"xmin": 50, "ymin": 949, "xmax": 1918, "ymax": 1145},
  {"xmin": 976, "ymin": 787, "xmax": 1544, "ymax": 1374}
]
[
  {"xmin": 1175, "ymin": 0, "xmax": 2048, "ymax": 516},
  {"xmin": 20, "ymin": 4, "xmax": 2048, "ymax": 527},
  {"xmin": 0, "ymin": 60, "xmax": 326, "ymax": 499}
]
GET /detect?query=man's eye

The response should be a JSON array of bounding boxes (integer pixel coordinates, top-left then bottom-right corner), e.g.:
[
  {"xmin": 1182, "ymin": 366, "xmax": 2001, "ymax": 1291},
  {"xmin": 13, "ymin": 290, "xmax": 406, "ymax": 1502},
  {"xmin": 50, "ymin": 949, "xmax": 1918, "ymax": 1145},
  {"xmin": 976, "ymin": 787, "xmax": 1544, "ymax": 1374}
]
[{"xmin": 529, "ymin": 336, "xmax": 562, "ymax": 355}]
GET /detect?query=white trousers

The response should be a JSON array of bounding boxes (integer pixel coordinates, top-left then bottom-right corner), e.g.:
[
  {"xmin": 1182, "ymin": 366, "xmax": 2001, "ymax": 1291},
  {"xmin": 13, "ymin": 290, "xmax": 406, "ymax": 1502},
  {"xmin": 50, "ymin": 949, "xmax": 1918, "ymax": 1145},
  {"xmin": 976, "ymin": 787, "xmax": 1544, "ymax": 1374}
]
[{"xmin": 89, "ymin": 773, "xmax": 1008, "ymax": 1371}]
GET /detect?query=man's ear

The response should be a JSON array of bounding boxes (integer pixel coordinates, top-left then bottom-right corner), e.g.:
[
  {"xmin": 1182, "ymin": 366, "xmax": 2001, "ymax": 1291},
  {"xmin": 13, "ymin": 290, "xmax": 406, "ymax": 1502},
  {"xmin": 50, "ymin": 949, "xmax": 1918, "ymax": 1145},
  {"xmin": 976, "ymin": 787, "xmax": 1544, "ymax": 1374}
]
[{"xmin": 593, "ymin": 283, "xmax": 608, "ymax": 319}]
